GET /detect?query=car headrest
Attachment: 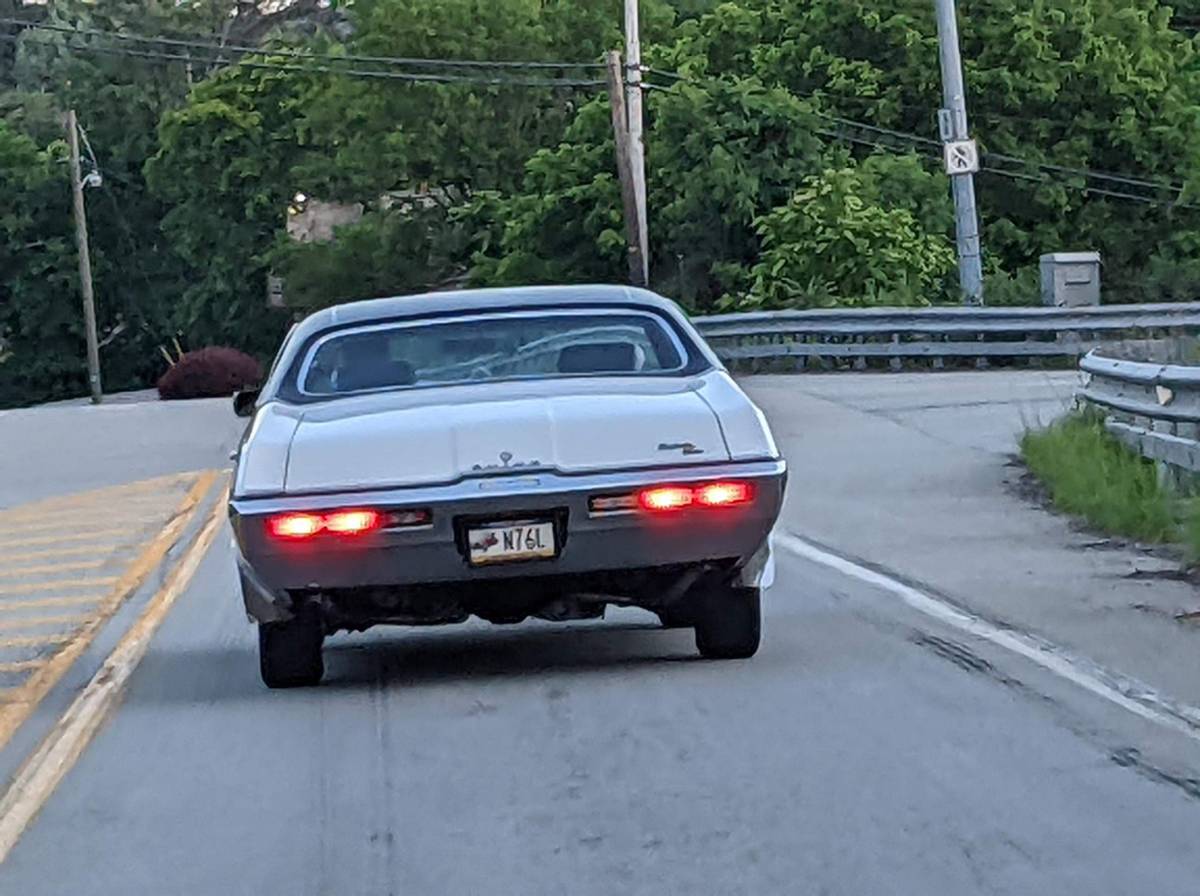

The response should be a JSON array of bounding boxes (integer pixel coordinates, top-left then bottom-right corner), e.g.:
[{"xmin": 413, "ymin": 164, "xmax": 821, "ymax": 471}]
[
  {"xmin": 557, "ymin": 342, "xmax": 643, "ymax": 374},
  {"xmin": 338, "ymin": 359, "xmax": 416, "ymax": 392}
]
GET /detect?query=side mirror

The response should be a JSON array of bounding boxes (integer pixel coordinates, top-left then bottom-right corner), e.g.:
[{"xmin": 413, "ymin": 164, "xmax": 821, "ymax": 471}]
[{"xmin": 232, "ymin": 387, "xmax": 261, "ymax": 418}]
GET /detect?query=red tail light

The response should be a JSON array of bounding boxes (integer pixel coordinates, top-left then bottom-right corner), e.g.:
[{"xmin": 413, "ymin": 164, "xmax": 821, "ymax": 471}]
[
  {"xmin": 325, "ymin": 509, "xmax": 382, "ymax": 535},
  {"xmin": 633, "ymin": 481, "xmax": 754, "ymax": 513},
  {"xmin": 268, "ymin": 512, "xmax": 324, "ymax": 539},
  {"xmin": 696, "ymin": 481, "xmax": 753, "ymax": 507},
  {"xmin": 638, "ymin": 486, "xmax": 695, "ymax": 512},
  {"xmin": 267, "ymin": 508, "xmax": 384, "ymax": 539}
]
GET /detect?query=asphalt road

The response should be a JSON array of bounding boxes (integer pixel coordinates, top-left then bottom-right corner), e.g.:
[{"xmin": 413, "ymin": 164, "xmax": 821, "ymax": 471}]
[{"xmin": 1, "ymin": 377, "xmax": 1198, "ymax": 894}]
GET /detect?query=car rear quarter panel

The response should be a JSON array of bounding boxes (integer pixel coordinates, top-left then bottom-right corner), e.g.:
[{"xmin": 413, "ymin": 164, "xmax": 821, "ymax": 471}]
[
  {"xmin": 696, "ymin": 371, "xmax": 780, "ymax": 460},
  {"xmin": 233, "ymin": 405, "xmax": 302, "ymax": 498}
]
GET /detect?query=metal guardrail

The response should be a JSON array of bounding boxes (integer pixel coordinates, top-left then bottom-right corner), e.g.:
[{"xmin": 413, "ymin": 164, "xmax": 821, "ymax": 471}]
[
  {"xmin": 692, "ymin": 302, "xmax": 1200, "ymax": 370},
  {"xmin": 1078, "ymin": 351, "xmax": 1200, "ymax": 473}
]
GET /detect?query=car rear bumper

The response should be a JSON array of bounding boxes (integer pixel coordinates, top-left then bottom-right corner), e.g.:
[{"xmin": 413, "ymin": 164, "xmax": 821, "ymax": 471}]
[{"xmin": 230, "ymin": 459, "xmax": 785, "ymax": 622}]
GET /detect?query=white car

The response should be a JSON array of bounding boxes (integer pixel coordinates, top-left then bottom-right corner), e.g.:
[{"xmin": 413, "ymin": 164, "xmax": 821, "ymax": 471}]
[{"xmin": 229, "ymin": 285, "xmax": 786, "ymax": 687}]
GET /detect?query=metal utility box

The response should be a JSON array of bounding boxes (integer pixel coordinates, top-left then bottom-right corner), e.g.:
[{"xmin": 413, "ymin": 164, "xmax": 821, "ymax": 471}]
[{"xmin": 1040, "ymin": 252, "xmax": 1101, "ymax": 307}]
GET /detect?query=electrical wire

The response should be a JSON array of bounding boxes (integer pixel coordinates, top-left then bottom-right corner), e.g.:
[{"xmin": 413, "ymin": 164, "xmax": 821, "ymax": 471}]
[
  {"xmin": 816, "ymin": 112, "xmax": 1192, "ymax": 197},
  {"xmin": 8, "ymin": 20, "xmax": 1191, "ymax": 200},
  {"xmin": 76, "ymin": 123, "xmax": 100, "ymax": 173},
  {"xmin": 641, "ymin": 66, "xmax": 1194, "ymax": 196},
  {"xmin": 0, "ymin": 34, "xmax": 606, "ymax": 88},
  {"xmin": 0, "ymin": 18, "xmax": 607, "ymax": 72},
  {"xmin": 815, "ymin": 126, "xmax": 1200, "ymax": 209}
]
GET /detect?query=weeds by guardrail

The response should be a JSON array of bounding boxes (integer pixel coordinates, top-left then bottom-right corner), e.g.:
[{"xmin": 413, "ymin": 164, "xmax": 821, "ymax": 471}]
[{"xmin": 693, "ymin": 302, "xmax": 1200, "ymax": 372}]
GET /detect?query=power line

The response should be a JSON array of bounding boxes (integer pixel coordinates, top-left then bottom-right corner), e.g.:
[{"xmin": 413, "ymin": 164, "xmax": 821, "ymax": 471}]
[
  {"xmin": 76, "ymin": 123, "xmax": 100, "ymax": 173},
  {"xmin": 644, "ymin": 68, "xmax": 1193, "ymax": 196},
  {"xmin": 0, "ymin": 18, "xmax": 607, "ymax": 72},
  {"xmin": 10, "ymin": 20, "xmax": 1191, "ymax": 202},
  {"xmin": 0, "ymin": 34, "xmax": 606, "ymax": 88},
  {"xmin": 815, "ymin": 125, "xmax": 1200, "ymax": 210},
  {"xmin": 814, "ymin": 111, "xmax": 1192, "ymax": 198}
]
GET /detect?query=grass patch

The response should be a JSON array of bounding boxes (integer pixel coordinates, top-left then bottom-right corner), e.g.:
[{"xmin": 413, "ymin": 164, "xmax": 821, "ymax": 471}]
[{"xmin": 1020, "ymin": 412, "xmax": 1177, "ymax": 543}]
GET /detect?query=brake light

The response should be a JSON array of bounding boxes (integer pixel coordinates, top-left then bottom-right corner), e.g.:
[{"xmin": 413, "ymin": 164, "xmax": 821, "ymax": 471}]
[
  {"xmin": 632, "ymin": 481, "xmax": 754, "ymax": 513},
  {"xmin": 266, "ymin": 508, "xmax": 385, "ymax": 539},
  {"xmin": 638, "ymin": 486, "xmax": 694, "ymax": 512},
  {"xmin": 325, "ymin": 509, "xmax": 382, "ymax": 535},
  {"xmin": 268, "ymin": 512, "xmax": 324, "ymax": 539},
  {"xmin": 696, "ymin": 481, "xmax": 753, "ymax": 507}
]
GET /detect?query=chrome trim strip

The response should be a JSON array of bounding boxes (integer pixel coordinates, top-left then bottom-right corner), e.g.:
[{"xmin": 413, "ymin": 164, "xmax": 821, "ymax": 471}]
[{"xmin": 232, "ymin": 459, "xmax": 786, "ymax": 515}]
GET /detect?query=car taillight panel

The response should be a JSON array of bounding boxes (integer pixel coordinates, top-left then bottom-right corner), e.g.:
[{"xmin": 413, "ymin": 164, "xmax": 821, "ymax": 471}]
[
  {"xmin": 630, "ymin": 481, "xmax": 755, "ymax": 513},
  {"xmin": 696, "ymin": 481, "xmax": 754, "ymax": 507},
  {"xmin": 324, "ymin": 509, "xmax": 382, "ymax": 534},
  {"xmin": 638, "ymin": 486, "xmax": 695, "ymax": 512},
  {"xmin": 266, "ymin": 507, "xmax": 404, "ymax": 539},
  {"xmin": 268, "ymin": 512, "xmax": 324, "ymax": 539}
]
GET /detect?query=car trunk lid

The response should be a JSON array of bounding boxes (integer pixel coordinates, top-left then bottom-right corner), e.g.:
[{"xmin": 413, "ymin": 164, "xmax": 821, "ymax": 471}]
[{"xmin": 282, "ymin": 379, "xmax": 730, "ymax": 494}]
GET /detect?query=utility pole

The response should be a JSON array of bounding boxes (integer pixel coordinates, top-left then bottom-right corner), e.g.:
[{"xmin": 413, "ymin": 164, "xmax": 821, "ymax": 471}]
[
  {"xmin": 934, "ymin": 0, "xmax": 984, "ymax": 306},
  {"xmin": 66, "ymin": 109, "xmax": 103, "ymax": 403},
  {"xmin": 624, "ymin": 0, "xmax": 649, "ymax": 287},
  {"xmin": 606, "ymin": 51, "xmax": 646, "ymax": 287}
]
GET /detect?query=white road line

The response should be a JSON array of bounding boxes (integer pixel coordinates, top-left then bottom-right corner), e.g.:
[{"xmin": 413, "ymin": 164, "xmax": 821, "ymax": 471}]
[{"xmin": 775, "ymin": 531, "xmax": 1200, "ymax": 744}]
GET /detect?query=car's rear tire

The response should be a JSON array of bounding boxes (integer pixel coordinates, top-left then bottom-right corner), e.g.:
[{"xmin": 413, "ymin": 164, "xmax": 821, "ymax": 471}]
[
  {"xmin": 694, "ymin": 586, "xmax": 761, "ymax": 659},
  {"xmin": 656, "ymin": 605, "xmax": 695, "ymax": 629},
  {"xmin": 258, "ymin": 606, "xmax": 324, "ymax": 688}
]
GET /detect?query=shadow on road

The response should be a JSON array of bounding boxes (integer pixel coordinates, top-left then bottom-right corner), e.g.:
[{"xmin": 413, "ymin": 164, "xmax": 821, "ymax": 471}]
[
  {"xmin": 323, "ymin": 620, "xmax": 701, "ymax": 690},
  {"xmin": 133, "ymin": 619, "xmax": 704, "ymax": 703}
]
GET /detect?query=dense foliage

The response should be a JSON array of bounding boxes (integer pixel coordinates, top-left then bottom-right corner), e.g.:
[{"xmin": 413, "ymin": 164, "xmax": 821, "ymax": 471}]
[{"xmin": 3, "ymin": 0, "xmax": 1200, "ymax": 405}]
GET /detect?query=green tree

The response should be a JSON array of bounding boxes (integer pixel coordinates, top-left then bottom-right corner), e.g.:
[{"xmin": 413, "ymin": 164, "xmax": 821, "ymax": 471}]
[
  {"xmin": 0, "ymin": 122, "xmax": 81, "ymax": 406},
  {"xmin": 468, "ymin": 77, "xmax": 839, "ymax": 310},
  {"xmin": 745, "ymin": 163, "xmax": 957, "ymax": 308},
  {"xmin": 666, "ymin": 0, "xmax": 1200, "ymax": 302},
  {"xmin": 147, "ymin": 62, "xmax": 324, "ymax": 353}
]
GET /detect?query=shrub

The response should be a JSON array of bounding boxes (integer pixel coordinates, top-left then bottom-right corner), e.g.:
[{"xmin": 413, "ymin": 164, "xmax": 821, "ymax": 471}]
[{"xmin": 156, "ymin": 347, "xmax": 262, "ymax": 400}]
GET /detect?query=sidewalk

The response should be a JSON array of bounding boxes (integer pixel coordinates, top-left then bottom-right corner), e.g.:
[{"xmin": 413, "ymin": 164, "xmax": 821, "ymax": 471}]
[{"xmin": 746, "ymin": 370, "xmax": 1200, "ymax": 706}]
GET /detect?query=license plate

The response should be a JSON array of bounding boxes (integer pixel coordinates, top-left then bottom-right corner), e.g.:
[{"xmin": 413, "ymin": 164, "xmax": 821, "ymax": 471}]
[{"xmin": 467, "ymin": 521, "xmax": 556, "ymax": 566}]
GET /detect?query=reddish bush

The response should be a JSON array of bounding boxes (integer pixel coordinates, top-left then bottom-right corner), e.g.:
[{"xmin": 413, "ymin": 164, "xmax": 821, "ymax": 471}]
[{"xmin": 157, "ymin": 347, "xmax": 263, "ymax": 400}]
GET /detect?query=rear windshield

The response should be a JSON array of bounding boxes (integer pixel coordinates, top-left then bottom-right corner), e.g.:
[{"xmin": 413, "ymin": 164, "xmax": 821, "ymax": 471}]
[{"xmin": 298, "ymin": 310, "xmax": 690, "ymax": 396}]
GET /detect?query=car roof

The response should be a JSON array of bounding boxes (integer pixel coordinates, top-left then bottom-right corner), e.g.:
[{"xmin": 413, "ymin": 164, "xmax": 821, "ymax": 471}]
[
  {"xmin": 296, "ymin": 285, "xmax": 685, "ymax": 337},
  {"xmin": 260, "ymin": 284, "xmax": 721, "ymax": 402}
]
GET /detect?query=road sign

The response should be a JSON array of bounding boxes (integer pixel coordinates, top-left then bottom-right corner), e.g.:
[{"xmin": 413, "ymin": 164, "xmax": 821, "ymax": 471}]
[
  {"xmin": 266, "ymin": 275, "xmax": 285, "ymax": 308},
  {"xmin": 944, "ymin": 139, "xmax": 979, "ymax": 176}
]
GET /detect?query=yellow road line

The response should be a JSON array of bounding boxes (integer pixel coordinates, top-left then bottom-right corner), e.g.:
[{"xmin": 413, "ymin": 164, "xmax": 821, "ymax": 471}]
[
  {"xmin": 0, "ymin": 528, "xmax": 132, "ymax": 552},
  {"xmin": 0, "ymin": 470, "xmax": 219, "ymax": 754},
  {"xmin": 0, "ymin": 473, "xmax": 196, "ymax": 519},
  {"xmin": 0, "ymin": 633, "xmax": 73, "ymax": 649},
  {"xmin": 0, "ymin": 660, "xmax": 43, "ymax": 673},
  {"xmin": 0, "ymin": 596, "xmax": 104, "ymax": 612},
  {"xmin": 0, "ymin": 558, "xmax": 108, "ymax": 580},
  {"xmin": 0, "ymin": 511, "xmax": 183, "ymax": 538},
  {"xmin": 0, "ymin": 494, "xmax": 190, "ymax": 526},
  {"xmin": 0, "ymin": 481, "xmax": 228, "ymax": 863},
  {"xmin": 0, "ymin": 543, "xmax": 127, "ymax": 564},
  {"xmin": 0, "ymin": 578, "xmax": 118, "ymax": 597},
  {"xmin": 0, "ymin": 615, "xmax": 88, "ymax": 633}
]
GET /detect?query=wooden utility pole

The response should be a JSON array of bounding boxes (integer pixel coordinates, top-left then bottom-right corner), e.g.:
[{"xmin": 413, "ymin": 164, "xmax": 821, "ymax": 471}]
[
  {"xmin": 66, "ymin": 109, "xmax": 102, "ymax": 404},
  {"xmin": 605, "ymin": 51, "xmax": 646, "ymax": 287},
  {"xmin": 623, "ymin": 0, "xmax": 649, "ymax": 287}
]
